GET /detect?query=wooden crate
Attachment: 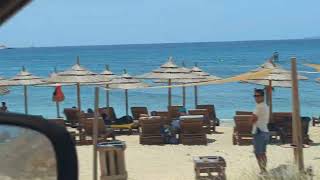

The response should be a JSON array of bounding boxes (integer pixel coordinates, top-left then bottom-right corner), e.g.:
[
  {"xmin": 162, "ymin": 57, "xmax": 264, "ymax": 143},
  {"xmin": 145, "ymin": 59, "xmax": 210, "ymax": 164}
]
[
  {"xmin": 97, "ymin": 141, "xmax": 127, "ymax": 180},
  {"xmin": 194, "ymin": 156, "xmax": 226, "ymax": 180}
]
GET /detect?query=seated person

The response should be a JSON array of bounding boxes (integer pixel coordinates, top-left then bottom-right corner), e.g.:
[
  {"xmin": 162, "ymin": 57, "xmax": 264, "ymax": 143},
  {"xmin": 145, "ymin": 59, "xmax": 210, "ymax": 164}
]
[
  {"xmin": 101, "ymin": 113, "xmax": 112, "ymax": 126},
  {"xmin": 87, "ymin": 108, "xmax": 94, "ymax": 114},
  {"xmin": 0, "ymin": 102, "xmax": 8, "ymax": 112},
  {"xmin": 171, "ymin": 107, "xmax": 187, "ymax": 132},
  {"xmin": 114, "ymin": 115, "xmax": 133, "ymax": 125}
]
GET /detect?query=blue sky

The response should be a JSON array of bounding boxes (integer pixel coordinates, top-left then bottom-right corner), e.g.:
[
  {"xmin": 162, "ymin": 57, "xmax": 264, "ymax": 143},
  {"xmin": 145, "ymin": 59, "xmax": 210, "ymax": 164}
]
[{"xmin": 0, "ymin": 0, "xmax": 319, "ymax": 47}]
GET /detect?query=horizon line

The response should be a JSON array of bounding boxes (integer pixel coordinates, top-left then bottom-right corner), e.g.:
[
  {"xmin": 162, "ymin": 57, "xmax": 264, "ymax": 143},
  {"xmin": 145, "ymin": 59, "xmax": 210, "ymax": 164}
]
[{"xmin": 8, "ymin": 37, "xmax": 319, "ymax": 49}]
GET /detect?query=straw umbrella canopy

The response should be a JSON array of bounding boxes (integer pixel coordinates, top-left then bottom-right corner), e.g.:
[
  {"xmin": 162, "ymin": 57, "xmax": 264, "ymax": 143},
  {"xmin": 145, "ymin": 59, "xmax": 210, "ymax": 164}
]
[
  {"xmin": 0, "ymin": 86, "xmax": 9, "ymax": 95},
  {"xmin": 37, "ymin": 68, "xmax": 76, "ymax": 118},
  {"xmin": 107, "ymin": 70, "xmax": 149, "ymax": 116},
  {"xmin": 0, "ymin": 77, "xmax": 10, "ymax": 95},
  {"xmin": 137, "ymin": 57, "xmax": 200, "ymax": 106},
  {"xmin": 154, "ymin": 62, "xmax": 207, "ymax": 107},
  {"xmin": 46, "ymin": 57, "xmax": 107, "ymax": 111},
  {"xmin": 100, "ymin": 65, "xmax": 118, "ymax": 107},
  {"xmin": 8, "ymin": 66, "xmax": 45, "ymax": 114},
  {"xmin": 304, "ymin": 64, "xmax": 320, "ymax": 83},
  {"xmin": 190, "ymin": 63, "xmax": 221, "ymax": 107},
  {"xmin": 155, "ymin": 78, "xmax": 206, "ymax": 107},
  {"xmin": 243, "ymin": 60, "xmax": 308, "ymax": 119}
]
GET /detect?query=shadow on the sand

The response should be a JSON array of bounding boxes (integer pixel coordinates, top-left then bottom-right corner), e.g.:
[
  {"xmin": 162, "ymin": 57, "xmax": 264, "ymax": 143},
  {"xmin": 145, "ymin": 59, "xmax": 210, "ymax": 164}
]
[
  {"xmin": 207, "ymin": 138, "xmax": 216, "ymax": 144},
  {"xmin": 212, "ymin": 131, "xmax": 224, "ymax": 134},
  {"xmin": 309, "ymin": 142, "xmax": 320, "ymax": 146}
]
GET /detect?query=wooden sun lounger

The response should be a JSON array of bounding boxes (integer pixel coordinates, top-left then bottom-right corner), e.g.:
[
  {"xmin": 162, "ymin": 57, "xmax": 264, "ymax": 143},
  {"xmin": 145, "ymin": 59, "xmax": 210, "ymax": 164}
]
[
  {"xmin": 139, "ymin": 116, "xmax": 164, "ymax": 145},
  {"xmin": 188, "ymin": 109, "xmax": 212, "ymax": 134},
  {"xmin": 110, "ymin": 123, "xmax": 136, "ymax": 135},
  {"xmin": 77, "ymin": 116, "xmax": 115, "ymax": 145},
  {"xmin": 197, "ymin": 104, "xmax": 220, "ymax": 128},
  {"xmin": 168, "ymin": 105, "xmax": 183, "ymax": 119},
  {"xmin": 99, "ymin": 107, "xmax": 138, "ymax": 134},
  {"xmin": 131, "ymin": 107, "xmax": 148, "ymax": 121},
  {"xmin": 272, "ymin": 112, "xmax": 310, "ymax": 144},
  {"xmin": 151, "ymin": 111, "xmax": 171, "ymax": 125},
  {"xmin": 180, "ymin": 115, "xmax": 207, "ymax": 145},
  {"xmin": 63, "ymin": 108, "xmax": 81, "ymax": 128},
  {"xmin": 232, "ymin": 115, "xmax": 253, "ymax": 145},
  {"xmin": 99, "ymin": 107, "xmax": 117, "ymax": 122}
]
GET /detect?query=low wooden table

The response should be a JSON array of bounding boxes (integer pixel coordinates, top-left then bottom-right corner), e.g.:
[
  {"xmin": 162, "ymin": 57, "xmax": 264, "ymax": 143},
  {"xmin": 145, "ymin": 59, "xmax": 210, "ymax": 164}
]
[{"xmin": 193, "ymin": 156, "xmax": 226, "ymax": 180}]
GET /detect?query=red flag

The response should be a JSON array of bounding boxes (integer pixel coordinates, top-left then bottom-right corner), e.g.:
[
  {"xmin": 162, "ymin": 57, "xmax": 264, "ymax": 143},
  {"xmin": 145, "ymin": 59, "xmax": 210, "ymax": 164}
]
[{"xmin": 52, "ymin": 85, "xmax": 65, "ymax": 102}]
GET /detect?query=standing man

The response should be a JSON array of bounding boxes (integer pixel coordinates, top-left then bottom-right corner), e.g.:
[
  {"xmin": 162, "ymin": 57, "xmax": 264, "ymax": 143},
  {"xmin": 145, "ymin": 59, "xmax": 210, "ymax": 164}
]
[{"xmin": 251, "ymin": 89, "xmax": 270, "ymax": 174}]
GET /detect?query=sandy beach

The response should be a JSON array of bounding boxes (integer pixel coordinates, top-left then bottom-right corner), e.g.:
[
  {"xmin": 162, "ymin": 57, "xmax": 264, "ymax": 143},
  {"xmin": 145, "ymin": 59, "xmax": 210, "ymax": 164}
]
[{"xmin": 76, "ymin": 125, "xmax": 320, "ymax": 180}]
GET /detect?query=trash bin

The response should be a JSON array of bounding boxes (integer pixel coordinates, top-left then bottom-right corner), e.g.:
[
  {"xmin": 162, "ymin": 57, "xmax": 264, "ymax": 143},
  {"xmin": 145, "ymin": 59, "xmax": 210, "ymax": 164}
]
[{"xmin": 97, "ymin": 140, "xmax": 127, "ymax": 180}]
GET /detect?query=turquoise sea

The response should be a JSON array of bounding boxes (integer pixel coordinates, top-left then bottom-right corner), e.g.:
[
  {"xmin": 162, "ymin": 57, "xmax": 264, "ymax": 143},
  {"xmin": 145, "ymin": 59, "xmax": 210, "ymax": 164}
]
[{"xmin": 0, "ymin": 39, "xmax": 320, "ymax": 120}]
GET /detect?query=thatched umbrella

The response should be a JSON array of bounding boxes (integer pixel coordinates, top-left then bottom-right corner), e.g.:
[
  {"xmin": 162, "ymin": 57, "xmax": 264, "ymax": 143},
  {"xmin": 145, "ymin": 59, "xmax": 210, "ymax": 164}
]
[
  {"xmin": 155, "ymin": 78, "xmax": 206, "ymax": 107},
  {"xmin": 46, "ymin": 57, "xmax": 106, "ymax": 111},
  {"xmin": 37, "ymin": 68, "xmax": 75, "ymax": 118},
  {"xmin": 8, "ymin": 66, "xmax": 45, "ymax": 114},
  {"xmin": 107, "ymin": 70, "xmax": 148, "ymax": 116},
  {"xmin": 100, "ymin": 65, "xmax": 117, "ymax": 107},
  {"xmin": 243, "ymin": 60, "xmax": 308, "ymax": 118},
  {"xmin": 0, "ymin": 77, "xmax": 10, "ymax": 95},
  {"xmin": 190, "ymin": 63, "xmax": 221, "ymax": 107},
  {"xmin": 137, "ymin": 57, "xmax": 200, "ymax": 106},
  {"xmin": 154, "ymin": 62, "xmax": 207, "ymax": 107},
  {"xmin": 0, "ymin": 87, "xmax": 9, "ymax": 95}
]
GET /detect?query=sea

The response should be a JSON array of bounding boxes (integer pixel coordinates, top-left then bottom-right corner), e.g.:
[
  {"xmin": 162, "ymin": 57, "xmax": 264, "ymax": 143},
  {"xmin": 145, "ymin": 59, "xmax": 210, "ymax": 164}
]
[{"xmin": 0, "ymin": 39, "xmax": 320, "ymax": 120}]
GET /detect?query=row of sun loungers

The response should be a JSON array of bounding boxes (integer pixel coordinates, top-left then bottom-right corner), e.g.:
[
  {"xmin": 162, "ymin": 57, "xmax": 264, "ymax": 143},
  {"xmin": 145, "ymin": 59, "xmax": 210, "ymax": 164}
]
[
  {"xmin": 139, "ymin": 115, "xmax": 207, "ymax": 145},
  {"xmin": 233, "ymin": 111, "xmax": 311, "ymax": 145},
  {"xmin": 58, "ymin": 104, "xmax": 218, "ymax": 145}
]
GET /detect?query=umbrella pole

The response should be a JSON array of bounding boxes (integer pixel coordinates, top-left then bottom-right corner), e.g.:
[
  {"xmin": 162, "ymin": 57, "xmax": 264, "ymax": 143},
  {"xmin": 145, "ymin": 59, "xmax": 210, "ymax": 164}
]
[
  {"xmin": 56, "ymin": 101, "xmax": 61, "ymax": 118},
  {"xmin": 93, "ymin": 87, "xmax": 99, "ymax": 180},
  {"xmin": 182, "ymin": 86, "xmax": 186, "ymax": 107},
  {"xmin": 168, "ymin": 79, "xmax": 172, "ymax": 107},
  {"xmin": 291, "ymin": 58, "xmax": 304, "ymax": 171},
  {"xmin": 24, "ymin": 85, "xmax": 28, "ymax": 114},
  {"xmin": 125, "ymin": 89, "xmax": 128, "ymax": 116},
  {"xmin": 194, "ymin": 85, "xmax": 198, "ymax": 108},
  {"xmin": 76, "ymin": 83, "xmax": 81, "ymax": 111},
  {"xmin": 268, "ymin": 80, "xmax": 272, "ymax": 122},
  {"xmin": 106, "ymin": 84, "xmax": 110, "ymax": 107}
]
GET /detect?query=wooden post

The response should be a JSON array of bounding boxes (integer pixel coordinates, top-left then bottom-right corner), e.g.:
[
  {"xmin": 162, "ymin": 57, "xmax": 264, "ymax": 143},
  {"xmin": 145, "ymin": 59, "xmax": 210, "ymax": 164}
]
[
  {"xmin": 182, "ymin": 86, "xmax": 186, "ymax": 107},
  {"xmin": 93, "ymin": 87, "xmax": 99, "ymax": 180},
  {"xmin": 106, "ymin": 84, "xmax": 110, "ymax": 107},
  {"xmin": 76, "ymin": 82, "xmax": 81, "ymax": 111},
  {"xmin": 56, "ymin": 101, "xmax": 60, "ymax": 118},
  {"xmin": 24, "ymin": 85, "xmax": 28, "ymax": 114},
  {"xmin": 168, "ymin": 79, "xmax": 172, "ymax": 107},
  {"xmin": 291, "ymin": 57, "xmax": 304, "ymax": 171},
  {"xmin": 194, "ymin": 85, "xmax": 198, "ymax": 108},
  {"xmin": 268, "ymin": 80, "xmax": 273, "ymax": 122},
  {"xmin": 125, "ymin": 89, "xmax": 129, "ymax": 116}
]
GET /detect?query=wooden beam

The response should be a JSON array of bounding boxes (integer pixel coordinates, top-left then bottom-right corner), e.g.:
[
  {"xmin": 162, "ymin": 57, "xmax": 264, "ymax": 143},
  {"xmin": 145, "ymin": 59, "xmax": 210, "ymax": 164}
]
[
  {"xmin": 93, "ymin": 87, "xmax": 99, "ymax": 180},
  {"xmin": 291, "ymin": 57, "xmax": 304, "ymax": 171}
]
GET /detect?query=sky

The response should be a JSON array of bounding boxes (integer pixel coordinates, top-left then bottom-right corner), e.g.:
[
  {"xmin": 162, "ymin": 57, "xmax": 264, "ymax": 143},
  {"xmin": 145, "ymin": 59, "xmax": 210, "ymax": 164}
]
[{"xmin": 0, "ymin": 0, "xmax": 320, "ymax": 47}]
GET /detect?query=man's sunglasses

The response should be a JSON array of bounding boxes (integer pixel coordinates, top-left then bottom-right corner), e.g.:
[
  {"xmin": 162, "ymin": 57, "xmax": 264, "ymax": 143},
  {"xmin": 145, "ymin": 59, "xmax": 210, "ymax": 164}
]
[{"xmin": 253, "ymin": 95, "xmax": 263, "ymax": 97}]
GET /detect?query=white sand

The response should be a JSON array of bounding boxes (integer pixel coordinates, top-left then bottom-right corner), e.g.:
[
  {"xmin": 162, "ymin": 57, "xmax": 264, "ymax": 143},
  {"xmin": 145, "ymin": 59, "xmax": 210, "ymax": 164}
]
[{"xmin": 77, "ymin": 126, "xmax": 320, "ymax": 180}]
